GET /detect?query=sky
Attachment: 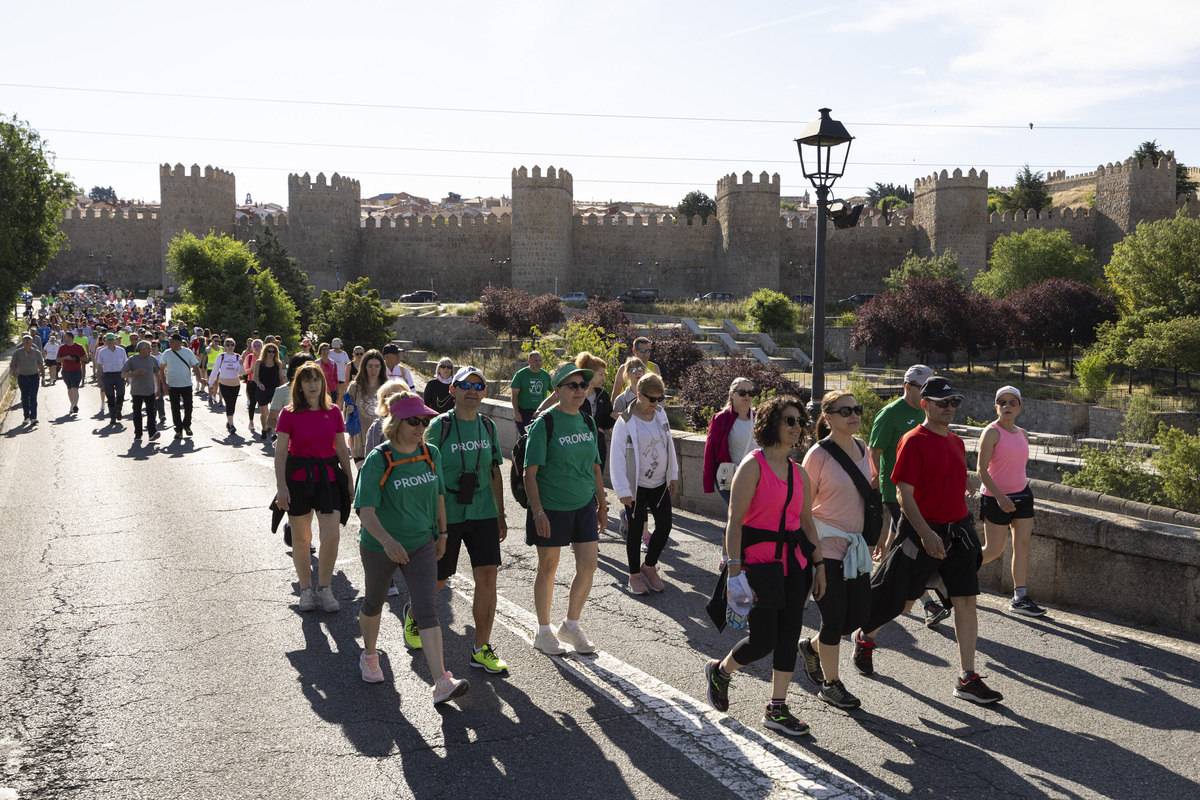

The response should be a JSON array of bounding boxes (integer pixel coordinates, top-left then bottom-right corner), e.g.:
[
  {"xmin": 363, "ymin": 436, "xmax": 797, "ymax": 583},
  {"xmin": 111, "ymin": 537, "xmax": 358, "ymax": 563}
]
[{"xmin": 4, "ymin": 1, "xmax": 1200, "ymax": 208}]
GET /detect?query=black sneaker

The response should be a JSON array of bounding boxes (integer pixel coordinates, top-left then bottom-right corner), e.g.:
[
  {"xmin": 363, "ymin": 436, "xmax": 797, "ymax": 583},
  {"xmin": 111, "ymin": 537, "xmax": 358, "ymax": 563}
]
[
  {"xmin": 954, "ymin": 672, "xmax": 1003, "ymax": 704},
  {"xmin": 819, "ymin": 680, "xmax": 861, "ymax": 710},
  {"xmin": 762, "ymin": 702, "xmax": 810, "ymax": 736},
  {"xmin": 705, "ymin": 659, "xmax": 731, "ymax": 712},
  {"xmin": 924, "ymin": 599, "xmax": 951, "ymax": 627},
  {"xmin": 1010, "ymin": 596, "xmax": 1047, "ymax": 617},
  {"xmin": 798, "ymin": 637, "xmax": 824, "ymax": 685},
  {"xmin": 852, "ymin": 630, "xmax": 876, "ymax": 676},
  {"xmin": 184, "ymin": 426, "xmax": 193, "ymax": 436},
  {"xmin": 149, "ymin": 430, "xmax": 161, "ymax": 441}
]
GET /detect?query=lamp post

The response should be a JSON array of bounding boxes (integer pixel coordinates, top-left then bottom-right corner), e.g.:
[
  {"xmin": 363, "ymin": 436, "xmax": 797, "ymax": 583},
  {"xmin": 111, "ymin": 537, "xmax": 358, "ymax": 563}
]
[
  {"xmin": 795, "ymin": 108, "xmax": 853, "ymax": 413},
  {"xmin": 246, "ymin": 238, "xmax": 259, "ymax": 337}
]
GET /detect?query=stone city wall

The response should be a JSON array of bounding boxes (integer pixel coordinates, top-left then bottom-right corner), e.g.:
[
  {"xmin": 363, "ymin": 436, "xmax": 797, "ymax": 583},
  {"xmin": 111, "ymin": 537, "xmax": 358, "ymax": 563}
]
[{"xmin": 46, "ymin": 208, "xmax": 162, "ymax": 290}]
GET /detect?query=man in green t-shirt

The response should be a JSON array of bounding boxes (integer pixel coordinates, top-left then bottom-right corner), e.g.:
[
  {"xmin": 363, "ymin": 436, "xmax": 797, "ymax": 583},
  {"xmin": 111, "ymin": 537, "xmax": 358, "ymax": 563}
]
[
  {"xmin": 509, "ymin": 350, "xmax": 552, "ymax": 436},
  {"xmin": 866, "ymin": 363, "xmax": 948, "ymax": 628},
  {"xmin": 425, "ymin": 366, "xmax": 509, "ymax": 675}
]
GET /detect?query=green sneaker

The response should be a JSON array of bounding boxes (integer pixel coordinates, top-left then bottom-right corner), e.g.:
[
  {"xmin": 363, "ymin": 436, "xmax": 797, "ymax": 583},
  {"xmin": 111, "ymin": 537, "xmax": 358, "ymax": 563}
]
[
  {"xmin": 402, "ymin": 602, "xmax": 422, "ymax": 650},
  {"xmin": 470, "ymin": 644, "xmax": 509, "ymax": 674}
]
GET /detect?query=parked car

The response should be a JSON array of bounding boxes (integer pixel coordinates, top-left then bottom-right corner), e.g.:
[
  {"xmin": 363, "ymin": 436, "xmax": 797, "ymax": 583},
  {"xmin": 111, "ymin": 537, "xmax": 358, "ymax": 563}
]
[
  {"xmin": 66, "ymin": 284, "xmax": 102, "ymax": 294},
  {"xmin": 839, "ymin": 293, "xmax": 876, "ymax": 306},
  {"xmin": 560, "ymin": 292, "xmax": 589, "ymax": 303},
  {"xmin": 616, "ymin": 288, "xmax": 660, "ymax": 303},
  {"xmin": 789, "ymin": 294, "xmax": 814, "ymax": 305},
  {"xmin": 398, "ymin": 290, "xmax": 438, "ymax": 303},
  {"xmin": 696, "ymin": 291, "xmax": 734, "ymax": 303}
]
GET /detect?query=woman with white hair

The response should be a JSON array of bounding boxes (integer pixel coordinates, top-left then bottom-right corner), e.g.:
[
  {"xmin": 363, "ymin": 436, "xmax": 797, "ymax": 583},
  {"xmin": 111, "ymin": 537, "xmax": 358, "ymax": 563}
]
[{"xmin": 423, "ymin": 357, "xmax": 456, "ymax": 414}]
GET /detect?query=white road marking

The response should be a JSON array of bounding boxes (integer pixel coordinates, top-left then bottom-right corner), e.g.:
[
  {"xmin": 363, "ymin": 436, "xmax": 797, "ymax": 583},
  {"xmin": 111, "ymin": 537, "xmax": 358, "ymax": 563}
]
[{"xmin": 454, "ymin": 586, "xmax": 888, "ymax": 800}]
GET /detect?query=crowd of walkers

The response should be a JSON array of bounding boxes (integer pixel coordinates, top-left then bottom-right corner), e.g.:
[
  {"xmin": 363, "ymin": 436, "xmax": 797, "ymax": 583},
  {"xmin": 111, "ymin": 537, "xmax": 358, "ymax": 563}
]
[{"xmin": 12, "ymin": 292, "xmax": 1046, "ymax": 733}]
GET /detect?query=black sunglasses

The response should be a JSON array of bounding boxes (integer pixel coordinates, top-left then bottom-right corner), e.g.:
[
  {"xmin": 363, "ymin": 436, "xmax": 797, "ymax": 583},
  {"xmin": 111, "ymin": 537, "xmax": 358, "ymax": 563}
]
[
  {"xmin": 455, "ymin": 380, "xmax": 486, "ymax": 391},
  {"xmin": 931, "ymin": 397, "xmax": 962, "ymax": 409},
  {"xmin": 642, "ymin": 394, "xmax": 663, "ymax": 404},
  {"xmin": 561, "ymin": 380, "xmax": 589, "ymax": 391},
  {"xmin": 830, "ymin": 405, "xmax": 864, "ymax": 417},
  {"xmin": 734, "ymin": 389, "xmax": 755, "ymax": 398},
  {"xmin": 403, "ymin": 417, "xmax": 432, "ymax": 427},
  {"xmin": 783, "ymin": 415, "xmax": 805, "ymax": 427}
]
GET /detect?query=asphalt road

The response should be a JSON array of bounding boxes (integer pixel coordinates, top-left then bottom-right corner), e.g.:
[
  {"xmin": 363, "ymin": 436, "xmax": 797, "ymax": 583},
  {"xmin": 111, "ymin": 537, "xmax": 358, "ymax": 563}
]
[{"xmin": 2, "ymin": 377, "xmax": 1199, "ymax": 800}]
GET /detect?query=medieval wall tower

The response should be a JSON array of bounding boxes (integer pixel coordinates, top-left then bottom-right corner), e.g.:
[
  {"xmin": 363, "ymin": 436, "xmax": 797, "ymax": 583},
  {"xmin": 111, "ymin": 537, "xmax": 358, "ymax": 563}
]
[
  {"xmin": 715, "ymin": 171, "xmax": 781, "ymax": 295},
  {"xmin": 912, "ymin": 168, "xmax": 989, "ymax": 282},
  {"xmin": 511, "ymin": 166, "xmax": 573, "ymax": 294},
  {"xmin": 1094, "ymin": 156, "xmax": 1177, "ymax": 265},
  {"xmin": 158, "ymin": 163, "xmax": 236, "ymax": 287},
  {"xmin": 287, "ymin": 171, "xmax": 362, "ymax": 292}
]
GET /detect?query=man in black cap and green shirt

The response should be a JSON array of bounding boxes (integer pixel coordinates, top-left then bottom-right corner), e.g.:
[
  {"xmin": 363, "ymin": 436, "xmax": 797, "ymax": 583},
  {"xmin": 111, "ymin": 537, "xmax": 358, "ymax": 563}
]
[{"xmin": 854, "ymin": 376, "xmax": 1002, "ymax": 704}]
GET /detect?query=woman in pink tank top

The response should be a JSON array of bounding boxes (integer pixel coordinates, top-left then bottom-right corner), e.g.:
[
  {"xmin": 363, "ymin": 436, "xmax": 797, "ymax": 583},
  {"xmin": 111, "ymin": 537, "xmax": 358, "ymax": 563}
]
[
  {"xmin": 704, "ymin": 395, "xmax": 825, "ymax": 737},
  {"xmin": 976, "ymin": 385, "xmax": 1046, "ymax": 617}
]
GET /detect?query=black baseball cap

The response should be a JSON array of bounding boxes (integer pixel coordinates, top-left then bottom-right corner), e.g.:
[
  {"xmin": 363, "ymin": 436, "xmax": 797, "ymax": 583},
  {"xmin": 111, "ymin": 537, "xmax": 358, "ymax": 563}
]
[
  {"xmin": 382, "ymin": 343, "xmax": 400, "ymax": 355},
  {"xmin": 920, "ymin": 376, "xmax": 964, "ymax": 400}
]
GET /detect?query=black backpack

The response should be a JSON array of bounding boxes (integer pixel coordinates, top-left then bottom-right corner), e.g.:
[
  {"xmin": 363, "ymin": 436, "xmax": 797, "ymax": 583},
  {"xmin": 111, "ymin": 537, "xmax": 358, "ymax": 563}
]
[{"xmin": 511, "ymin": 411, "xmax": 597, "ymax": 509}]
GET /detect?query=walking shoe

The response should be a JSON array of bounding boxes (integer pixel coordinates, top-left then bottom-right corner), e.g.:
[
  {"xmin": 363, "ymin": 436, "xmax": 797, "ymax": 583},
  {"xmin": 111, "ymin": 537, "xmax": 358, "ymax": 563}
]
[
  {"xmin": 149, "ymin": 430, "xmax": 161, "ymax": 441},
  {"xmin": 1010, "ymin": 596, "xmax": 1047, "ymax": 617},
  {"xmin": 924, "ymin": 599, "xmax": 951, "ymax": 628},
  {"xmin": 705, "ymin": 659, "xmax": 731, "ymax": 712},
  {"xmin": 852, "ymin": 630, "xmax": 876, "ymax": 676},
  {"xmin": 402, "ymin": 602, "xmax": 422, "ymax": 649},
  {"xmin": 618, "ymin": 507, "xmax": 629, "ymax": 538},
  {"xmin": 70, "ymin": 405, "xmax": 78, "ymax": 414},
  {"xmin": 359, "ymin": 652, "xmax": 384, "ymax": 683},
  {"xmin": 798, "ymin": 637, "xmax": 824, "ymax": 685},
  {"xmin": 432, "ymin": 671, "xmax": 470, "ymax": 704},
  {"xmin": 640, "ymin": 533, "xmax": 650, "ymax": 553},
  {"xmin": 556, "ymin": 621, "xmax": 596, "ymax": 654},
  {"xmin": 184, "ymin": 426, "xmax": 193, "ymax": 436},
  {"xmin": 316, "ymin": 585, "xmax": 339, "ymax": 612},
  {"xmin": 298, "ymin": 587, "xmax": 317, "ymax": 611},
  {"xmin": 628, "ymin": 572, "xmax": 650, "ymax": 595},
  {"xmin": 174, "ymin": 430, "xmax": 183, "ymax": 440},
  {"xmin": 134, "ymin": 433, "xmax": 143, "ymax": 441},
  {"xmin": 954, "ymin": 672, "xmax": 1003, "ymax": 704},
  {"xmin": 819, "ymin": 680, "xmax": 861, "ymax": 710},
  {"xmin": 532, "ymin": 629, "xmax": 566, "ymax": 655},
  {"xmin": 640, "ymin": 564, "xmax": 665, "ymax": 592},
  {"xmin": 762, "ymin": 702, "xmax": 810, "ymax": 736},
  {"xmin": 470, "ymin": 644, "xmax": 509, "ymax": 674},
  {"xmin": 387, "ymin": 585, "xmax": 400, "ymax": 597}
]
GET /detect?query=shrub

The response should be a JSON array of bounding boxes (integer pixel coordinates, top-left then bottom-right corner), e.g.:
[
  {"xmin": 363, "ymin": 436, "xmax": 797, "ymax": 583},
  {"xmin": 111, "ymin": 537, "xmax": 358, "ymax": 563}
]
[
  {"xmin": 1076, "ymin": 350, "xmax": 1112, "ymax": 402},
  {"xmin": 470, "ymin": 286, "xmax": 564, "ymax": 342},
  {"xmin": 844, "ymin": 367, "xmax": 888, "ymax": 441},
  {"xmin": 1152, "ymin": 427, "xmax": 1200, "ymax": 513},
  {"xmin": 644, "ymin": 327, "xmax": 705, "ymax": 389},
  {"xmin": 676, "ymin": 354, "xmax": 801, "ymax": 431},
  {"xmin": 574, "ymin": 298, "xmax": 638, "ymax": 357},
  {"xmin": 524, "ymin": 320, "xmax": 622, "ymax": 394},
  {"xmin": 310, "ymin": 277, "xmax": 398, "ymax": 353},
  {"xmin": 1061, "ymin": 438, "xmax": 1161, "ymax": 505},
  {"xmin": 746, "ymin": 288, "xmax": 799, "ymax": 334},
  {"xmin": 1122, "ymin": 394, "xmax": 1161, "ymax": 443}
]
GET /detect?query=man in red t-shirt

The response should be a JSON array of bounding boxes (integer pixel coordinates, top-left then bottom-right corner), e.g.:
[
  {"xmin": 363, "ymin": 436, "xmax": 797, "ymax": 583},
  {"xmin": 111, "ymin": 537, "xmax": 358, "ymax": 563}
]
[
  {"xmin": 57, "ymin": 330, "xmax": 88, "ymax": 415},
  {"xmin": 852, "ymin": 377, "xmax": 1003, "ymax": 705}
]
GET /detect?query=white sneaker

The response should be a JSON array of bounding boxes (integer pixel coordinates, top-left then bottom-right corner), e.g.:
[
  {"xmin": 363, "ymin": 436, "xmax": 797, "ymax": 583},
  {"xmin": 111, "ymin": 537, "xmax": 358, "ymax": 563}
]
[
  {"xmin": 387, "ymin": 585, "xmax": 400, "ymax": 597},
  {"xmin": 432, "ymin": 671, "xmax": 469, "ymax": 704},
  {"xmin": 532, "ymin": 629, "xmax": 566, "ymax": 655},
  {"xmin": 316, "ymin": 585, "xmax": 340, "ymax": 612},
  {"xmin": 556, "ymin": 621, "xmax": 595, "ymax": 654},
  {"xmin": 298, "ymin": 587, "xmax": 317, "ymax": 611}
]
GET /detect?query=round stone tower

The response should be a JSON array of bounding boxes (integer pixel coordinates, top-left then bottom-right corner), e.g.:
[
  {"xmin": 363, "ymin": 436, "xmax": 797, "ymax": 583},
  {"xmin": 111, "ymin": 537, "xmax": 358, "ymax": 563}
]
[
  {"xmin": 287, "ymin": 171, "xmax": 362, "ymax": 291},
  {"xmin": 715, "ymin": 171, "xmax": 781, "ymax": 295},
  {"xmin": 912, "ymin": 167, "xmax": 989, "ymax": 283},
  {"xmin": 159, "ymin": 163, "xmax": 236, "ymax": 288},
  {"xmin": 511, "ymin": 166, "xmax": 573, "ymax": 294}
]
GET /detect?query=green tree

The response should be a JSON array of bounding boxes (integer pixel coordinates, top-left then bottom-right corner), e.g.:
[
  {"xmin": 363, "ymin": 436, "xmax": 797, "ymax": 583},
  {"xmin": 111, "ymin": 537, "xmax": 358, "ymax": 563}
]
[
  {"xmin": 255, "ymin": 224, "xmax": 313, "ymax": 328},
  {"xmin": 780, "ymin": 201, "xmax": 799, "ymax": 212},
  {"xmin": 677, "ymin": 190, "xmax": 716, "ymax": 225},
  {"xmin": 1126, "ymin": 316, "xmax": 1200, "ymax": 380},
  {"xmin": 1062, "ymin": 439, "xmax": 1161, "ymax": 505},
  {"xmin": 994, "ymin": 165, "xmax": 1053, "ymax": 214},
  {"xmin": 1106, "ymin": 210, "xmax": 1200, "ymax": 318},
  {"xmin": 746, "ymin": 288, "xmax": 799, "ymax": 334},
  {"xmin": 1152, "ymin": 427, "xmax": 1200, "ymax": 513},
  {"xmin": 167, "ymin": 232, "xmax": 300, "ymax": 347},
  {"xmin": 876, "ymin": 195, "xmax": 910, "ymax": 223},
  {"xmin": 865, "ymin": 182, "xmax": 913, "ymax": 205},
  {"xmin": 88, "ymin": 185, "xmax": 117, "ymax": 203},
  {"xmin": 1075, "ymin": 350, "xmax": 1112, "ymax": 402},
  {"xmin": 446, "ymin": 191, "xmax": 462, "ymax": 203},
  {"xmin": 884, "ymin": 249, "xmax": 962, "ymax": 291},
  {"xmin": 525, "ymin": 321, "xmax": 622, "ymax": 394},
  {"xmin": 1132, "ymin": 140, "xmax": 1199, "ymax": 197},
  {"xmin": 310, "ymin": 277, "xmax": 398, "ymax": 352},
  {"xmin": 0, "ymin": 115, "xmax": 75, "ymax": 340},
  {"xmin": 974, "ymin": 228, "xmax": 1101, "ymax": 298},
  {"xmin": 845, "ymin": 367, "xmax": 887, "ymax": 440}
]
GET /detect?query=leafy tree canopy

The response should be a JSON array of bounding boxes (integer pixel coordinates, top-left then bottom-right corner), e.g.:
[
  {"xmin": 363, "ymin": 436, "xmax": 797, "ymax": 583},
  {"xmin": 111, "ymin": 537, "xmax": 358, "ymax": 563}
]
[
  {"xmin": 88, "ymin": 185, "xmax": 117, "ymax": 203},
  {"xmin": 1127, "ymin": 316, "xmax": 1200, "ymax": 374},
  {"xmin": 677, "ymin": 190, "xmax": 716, "ymax": 225},
  {"xmin": 1106, "ymin": 210, "xmax": 1200, "ymax": 318},
  {"xmin": 780, "ymin": 201, "xmax": 799, "ymax": 211},
  {"xmin": 1005, "ymin": 278, "xmax": 1117, "ymax": 355},
  {"xmin": 255, "ymin": 224, "xmax": 313, "ymax": 327},
  {"xmin": 884, "ymin": 249, "xmax": 962, "ymax": 291},
  {"xmin": 865, "ymin": 182, "xmax": 913, "ymax": 205},
  {"xmin": 446, "ymin": 191, "xmax": 462, "ymax": 203},
  {"xmin": 1132, "ymin": 139, "xmax": 1199, "ymax": 197},
  {"xmin": 677, "ymin": 354, "xmax": 800, "ymax": 431},
  {"xmin": 310, "ymin": 276, "xmax": 398, "ymax": 352},
  {"xmin": 975, "ymin": 228, "xmax": 1101, "ymax": 298},
  {"xmin": 993, "ymin": 165, "xmax": 1053, "ymax": 215},
  {"xmin": 470, "ymin": 286, "xmax": 565, "ymax": 343},
  {"xmin": 746, "ymin": 288, "xmax": 799, "ymax": 334},
  {"xmin": 0, "ymin": 115, "xmax": 75, "ymax": 340}
]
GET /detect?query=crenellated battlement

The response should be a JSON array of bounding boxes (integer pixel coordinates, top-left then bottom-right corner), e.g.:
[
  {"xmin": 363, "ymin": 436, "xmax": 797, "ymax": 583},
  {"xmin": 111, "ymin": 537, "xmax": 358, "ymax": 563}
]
[
  {"xmin": 511, "ymin": 165, "xmax": 573, "ymax": 192},
  {"xmin": 237, "ymin": 213, "xmax": 289, "ymax": 229},
  {"xmin": 913, "ymin": 167, "xmax": 987, "ymax": 193},
  {"xmin": 988, "ymin": 206, "xmax": 1092, "ymax": 224},
  {"xmin": 288, "ymin": 171, "xmax": 361, "ymax": 198},
  {"xmin": 574, "ymin": 212, "xmax": 695, "ymax": 228},
  {"xmin": 361, "ymin": 212, "xmax": 511, "ymax": 231},
  {"xmin": 716, "ymin": 170, "xmax": 780, "ymax": 198},
  {"xmin": 62, "ymin": 208, "xmax": 158, "ymax": 221},
  {"xmin": 160, "ymin": 162, "xmax": 235, "ymax": 184}
]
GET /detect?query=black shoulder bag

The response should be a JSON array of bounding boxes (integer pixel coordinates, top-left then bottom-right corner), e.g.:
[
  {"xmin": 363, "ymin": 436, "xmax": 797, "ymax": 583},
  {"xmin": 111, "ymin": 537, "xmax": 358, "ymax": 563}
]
[
  {"xmin": 817, "ymin": 438, "xmax": 882, "ymax": 548},
  {"xmin": 739, "ymin": 459, "xmax": 795, "ymax": 610}
]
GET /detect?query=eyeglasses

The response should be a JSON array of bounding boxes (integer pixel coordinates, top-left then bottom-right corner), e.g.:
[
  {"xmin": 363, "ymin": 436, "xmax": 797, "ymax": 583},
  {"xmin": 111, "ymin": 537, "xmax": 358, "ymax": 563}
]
[
  {"xmin": 635, "ymin": 347, "xmax": 650, "ymax": 354},
  {"xmin": 932, "ymin": 397, "xmax": 963, "ymax": 409},
  {"xmin": 353, "ymin": 350, "xmax": 364, "ymax": 355},
  {"xmin": 561, "ymin": 381, "xmax": 589, "ymax": 391},
  {"xmin": 782, "ymin": 415, "xmax": 805, "ymax": 427},
  {"xmin": 830, "ymin": 405, "xmax": 864, "ymax": 418},
  {"xmin": 630, "ymin": 367, "xmax": 646, "ymax": 374},
  {"xmin": 734, "ymin": 389, "xmax": 755, "ymax": 398},
  {"xmin": 253, "ymin": 344, "xmax": 261, "ymax": 349},
  {"xmin": 440, "ymin": 365, "xmax": 453, "ymax": 371},
  {"xmin": 455, "ymin": 380, "xmax": 486, "ymax": 391},
  {"xmin": 403, "ymin": 417, "xmax": 432, "ymax": 428},
  {"xmin": 642, "ymin": 394, "xmax": 663, "ymax": 404},
  {"xmin": 996, "ymin": 398, "xmax": 1020, "ymax": 407}
]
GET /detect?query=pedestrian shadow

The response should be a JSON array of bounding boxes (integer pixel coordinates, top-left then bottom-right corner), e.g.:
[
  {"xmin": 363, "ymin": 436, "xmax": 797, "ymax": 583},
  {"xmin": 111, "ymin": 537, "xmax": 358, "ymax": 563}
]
[
  {"xmin": 158, "ymin": 436, "xmax": 210, "ymax": 458},
  {"xmin": 91, "ymin": 423, "xmax": 126, "ymax": 437},
  {"xmin": 49, "ymin": 412, "xmax": 76, "ymax": 425},
  {"xmin": 116, "ymin": 440, "xmax": 156, "ymax": 462}
]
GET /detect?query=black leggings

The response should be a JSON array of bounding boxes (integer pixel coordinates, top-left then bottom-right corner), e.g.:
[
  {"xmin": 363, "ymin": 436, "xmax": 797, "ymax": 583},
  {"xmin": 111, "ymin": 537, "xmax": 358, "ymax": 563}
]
[
  {"xmin": 246, "ymin": 383, "xmax": 259, "ymax": 422},
  {"xmin": 731, "ymin": 554, "xmax": 812, "ymax": 673},
  {"xmin": 218, "ymin": 383, "xmax": 240, "ymax": 416},
  {"xmin": 814, "ymin": 559, "xmax": 871, "ymax": 647},
  {"xmin": 626, "ymin": 482, "xmax": 673, "ymax": 573}
]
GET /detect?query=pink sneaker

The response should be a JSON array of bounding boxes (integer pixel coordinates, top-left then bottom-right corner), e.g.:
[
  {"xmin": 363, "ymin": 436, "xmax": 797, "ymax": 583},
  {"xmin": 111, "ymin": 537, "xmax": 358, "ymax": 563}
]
[
  {"xmin": 360, "ymin": 652, "xmax": 384, "ymax": 683},
  {"xmin": 433, "ymin": 671, "xmax": 470, "ymax": 704},
  {"xmin": 628, "ymin": 572, "xmax": 650, "ymax": 595},
  {"xmin": 640, "ymin": 564, "xmax": 665, "ymax": 592}
]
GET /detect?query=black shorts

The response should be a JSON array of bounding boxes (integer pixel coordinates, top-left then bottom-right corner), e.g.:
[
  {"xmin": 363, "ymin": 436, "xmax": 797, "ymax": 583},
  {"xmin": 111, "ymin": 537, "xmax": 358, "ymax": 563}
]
[
  {"xmin": 899, "ymin": 514, "xmax": 981, "ymax": 598},
  {"xmin": 980, "ymin": 484, "xmax": 1035, "ymax": 525},
  {"xmin": 526, "ymin": 502, "xmax": 599, "ymax": 548},
  {"xmin": 285, "ymin": 476, "xmax": 343, "ymax": 518},
  {"xmin": 63, "ymin": 371, "xmax": 83, "ymax": 389},
  {"xmin": 437, "ymin": 517, "xmax": 503, "ymax": 580},
  {"xmin": 884, "ymin": 501, "xmax": 902, "ymax": 536}
]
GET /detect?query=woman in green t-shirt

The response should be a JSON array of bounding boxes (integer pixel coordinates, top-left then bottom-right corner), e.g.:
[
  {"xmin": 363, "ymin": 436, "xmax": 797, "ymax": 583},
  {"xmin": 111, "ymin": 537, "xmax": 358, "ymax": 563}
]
[{"xmin": 354, "ymin": 389, "xmax": 469, "ymax": 706}]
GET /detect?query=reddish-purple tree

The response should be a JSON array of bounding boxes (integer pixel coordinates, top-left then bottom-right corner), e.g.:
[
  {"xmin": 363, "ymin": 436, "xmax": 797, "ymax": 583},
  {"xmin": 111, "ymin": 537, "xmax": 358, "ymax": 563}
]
[
  {"xmin": 1006, "ymin": 279, "xmax": 1117, "ymax": 367},
  {"xmin": 677, "ymin": 354, "xmax": 803, "ymax": 431},
  {"xmin": 471, "ymin": 286, "xmax": 563, "ymax": 343},
  {"xmin": 644, "ymin": 327, "xmax": 706, "ymax": 388}
]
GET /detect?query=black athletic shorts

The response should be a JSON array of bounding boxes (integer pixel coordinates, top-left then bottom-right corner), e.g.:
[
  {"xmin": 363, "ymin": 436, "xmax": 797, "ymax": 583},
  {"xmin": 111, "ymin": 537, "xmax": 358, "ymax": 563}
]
[
  {"xmin": 979, "ymin": 484, "xmax": 1035, "ymax": 525},
  {"xmin": 438, "ymin": 517, "xmax": 503, "ymax": 580},
  {"xmin": 898, "ymin": 514, "xmax": 981, "ymax": 598},
  {"xmin": 63, "ymin": 371, "xmax": 83, "ymax": 389},
  {"xmin": 525, "ymin": 502, "xmax": 599, "ymax": 548},
  {"xmin": 285, "ymin": 476, "xmax": 342, "ymax": 519}
]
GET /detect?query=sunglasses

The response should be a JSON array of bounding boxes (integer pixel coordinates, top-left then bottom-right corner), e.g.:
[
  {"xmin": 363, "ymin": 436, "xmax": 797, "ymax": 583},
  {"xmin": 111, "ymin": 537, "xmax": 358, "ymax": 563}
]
[
  {"xmin": 783, "ymin": 415, "xmax": 805, "ymax": 427},
  {"xmin": 642, "ymin": 394, "xmax": 663, "ymax": 404},
  {"xmin": 931, "ymin": 397, "xmax": 963, "ymax": 409},
  {"xmin": 630, "ymin": 367, "xmax": 646, "ymax": 374},
  {"xmin": 561, "ymin": 381, "xmax": 590, "ymax": 391},
  {"xmin": 635, "ymin": 347, "xmax": 650, "ymax": 353},
  {"xmin": 353, "ymin": 350, "xmax": 364, "ymax": 355},
  {"xmin": 455, "ymin": 380, "xmax": 486, "ymax": 391},
  {"xmin": 996, "ymin": 398, "xmax": 1020, "ymax": 407},
  {"xmin": 734, "ymin": 389, "xmax": 755, "ymax": 398},
  {"xmin": 403, "ymin": 417, "xmax": 432, "ymax": 428},
  {"xmin": 830, "ymin": 405, "xmax": 864, "ymax": 417},
  {"xmin": 253, "ymin": 344, "xmax": 262, "ymax": 349}
]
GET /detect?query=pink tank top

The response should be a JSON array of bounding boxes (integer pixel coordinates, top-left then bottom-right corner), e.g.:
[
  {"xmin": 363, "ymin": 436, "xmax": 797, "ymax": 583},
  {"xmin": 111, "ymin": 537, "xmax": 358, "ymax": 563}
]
[
  {"xmin": 742, "ymin": 450, "xmax": 808, "ymax": 572},
  {"xmin": 981, "ymin": 422, "xmax": 1029, "ymax": 496}
]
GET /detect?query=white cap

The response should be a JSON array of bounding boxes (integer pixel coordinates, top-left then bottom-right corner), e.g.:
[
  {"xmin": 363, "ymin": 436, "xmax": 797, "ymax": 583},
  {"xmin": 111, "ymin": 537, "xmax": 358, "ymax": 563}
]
[
  {"xmin": 331, "ymin": 338, "xmax": 343, "ymax": 348},
  {"xmin": 452, "ymin": 365, "xmax": 485, "ymax": 384},
  {"xmin": 904, "ymin": 364, "xmax": 933, "ymax": 386},
  {"xmin": 995, "ymin": 385, "xmax": 1022, "ymax": 403}
]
